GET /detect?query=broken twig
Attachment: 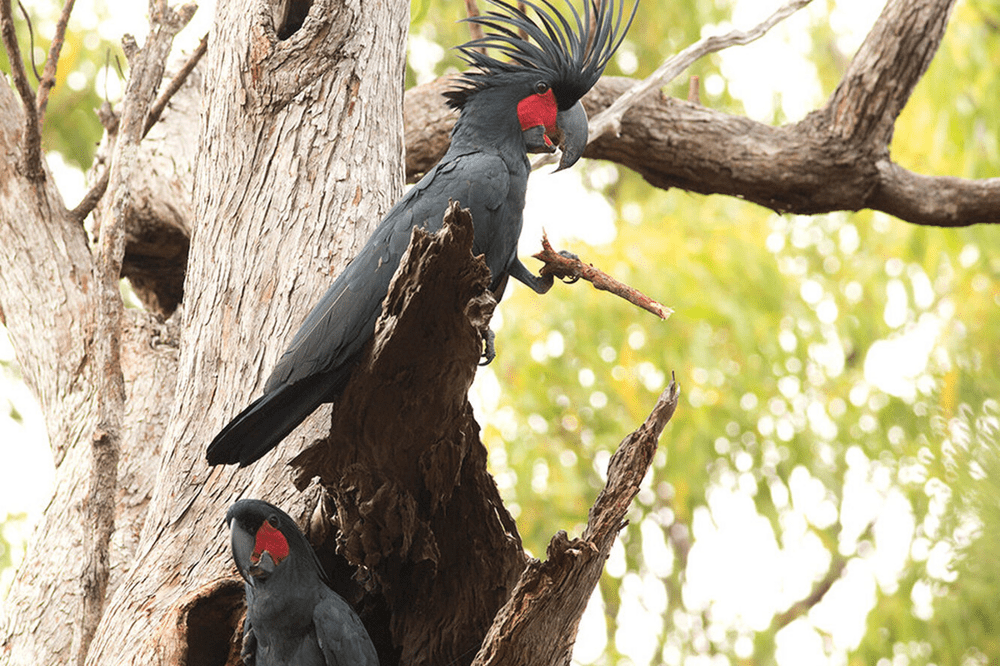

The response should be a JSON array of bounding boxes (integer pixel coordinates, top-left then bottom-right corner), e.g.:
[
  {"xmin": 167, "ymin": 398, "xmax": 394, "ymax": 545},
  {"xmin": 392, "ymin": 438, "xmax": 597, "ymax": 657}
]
[{"xmin": 533, "ymin": 232, "xmax": 672, "ymax": 320}]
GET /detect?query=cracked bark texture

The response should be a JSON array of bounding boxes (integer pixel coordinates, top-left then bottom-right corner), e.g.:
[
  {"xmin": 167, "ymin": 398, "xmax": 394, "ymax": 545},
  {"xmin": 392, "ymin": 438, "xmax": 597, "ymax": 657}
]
[
  {"xmin": 1, "ymin": 0, "xmax": 409, "ymax": 661},
  {"xmin": 291, "ymin": 203, "xmax": 525, "ymax": 666}
]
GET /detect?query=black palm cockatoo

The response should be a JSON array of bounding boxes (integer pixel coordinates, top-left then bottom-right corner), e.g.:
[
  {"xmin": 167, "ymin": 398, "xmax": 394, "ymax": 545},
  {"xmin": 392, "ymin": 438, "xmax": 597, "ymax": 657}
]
[
  {"xmin": 206, "ymin": 0, "xmax": 638, "ymax": 467},
  {"xmin": 226, "ymin": 499, "xmax": 379, "ymax": 666}
]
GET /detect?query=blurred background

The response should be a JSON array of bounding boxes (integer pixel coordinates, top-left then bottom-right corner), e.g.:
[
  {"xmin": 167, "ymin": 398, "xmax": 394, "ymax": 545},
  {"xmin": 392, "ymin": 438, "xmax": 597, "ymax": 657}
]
[{"xmin": 2, "ymin": 0, "xmax": 999, "ymax": 664}]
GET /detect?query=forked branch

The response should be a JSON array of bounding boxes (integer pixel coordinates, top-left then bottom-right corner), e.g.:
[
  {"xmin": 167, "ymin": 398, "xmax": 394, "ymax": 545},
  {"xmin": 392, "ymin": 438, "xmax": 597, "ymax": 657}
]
[{"xmin": 71, "ymin": 31, "xmax": 207, "ymax": 225}]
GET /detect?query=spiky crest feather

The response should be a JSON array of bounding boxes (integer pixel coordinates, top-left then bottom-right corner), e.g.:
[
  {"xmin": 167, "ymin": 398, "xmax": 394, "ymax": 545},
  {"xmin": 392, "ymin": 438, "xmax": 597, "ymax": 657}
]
[{"xmin": 446, "ymin": 0, "xmax": 638, "ymax": 111}]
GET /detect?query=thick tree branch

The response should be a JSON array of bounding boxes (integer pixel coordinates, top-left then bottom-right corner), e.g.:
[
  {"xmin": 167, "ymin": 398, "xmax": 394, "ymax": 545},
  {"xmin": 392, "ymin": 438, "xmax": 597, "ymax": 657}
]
[
  {"xmin": 871, "ymin": 160, "xmax": 1000, "ymax": 227},
  {"xmin": 80, "ymin": 3, "xmax": 197, "ymax": 662},
  {"xmin": 824, "ymin": 0, "xmax": 955, "ymax": 145},
  {"xmin": 473, "ymin": 377, "xmax": 679, "ymax": 666},
  {"xmin": 404, "ymin": 0, "xmax": 995, "ymax": 227},
  {"xmin": 0, "ymin": 0, "xmax": 43, "ymax": 180}
]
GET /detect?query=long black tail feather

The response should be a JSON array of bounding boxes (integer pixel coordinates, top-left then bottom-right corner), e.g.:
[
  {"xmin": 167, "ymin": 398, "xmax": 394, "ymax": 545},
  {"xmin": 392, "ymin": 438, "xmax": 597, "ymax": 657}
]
[{"xmin": 206, "ymin": 376, "xmax": 340, "ymax": 467}]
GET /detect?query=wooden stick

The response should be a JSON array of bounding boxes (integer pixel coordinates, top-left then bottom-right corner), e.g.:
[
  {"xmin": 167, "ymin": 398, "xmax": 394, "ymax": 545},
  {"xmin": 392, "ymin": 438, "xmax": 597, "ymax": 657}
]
[{"xmin": 532, "ymin": 232, "xmax": 672, "ymax": 319}]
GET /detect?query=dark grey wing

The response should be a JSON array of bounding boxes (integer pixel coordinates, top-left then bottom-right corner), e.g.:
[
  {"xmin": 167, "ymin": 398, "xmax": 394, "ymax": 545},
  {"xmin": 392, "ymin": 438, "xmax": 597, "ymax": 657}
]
[
  {"xmin": 445, "ymin": 152, "xmax": 517, "ymax": 290},
  {"xmin": 264, "ymin": 151, "xmax": 512, "ymax": 392},
  {"xmin": 207, "ymin": 151, "xmax": 514, "ymax": 467},
  {"xmin": 263, "ymin": 208, "xmax": 416, "ymax": 392},
  {"xmin": 313, "ymin": 589, "xmax": 379, "ymax": 666}
]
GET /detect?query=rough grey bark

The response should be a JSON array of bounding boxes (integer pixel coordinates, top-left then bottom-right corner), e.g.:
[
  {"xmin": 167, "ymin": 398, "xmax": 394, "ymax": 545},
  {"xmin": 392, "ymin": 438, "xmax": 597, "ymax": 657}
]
[
  {"xmin": 0, "ymin": 0, "xmax": 408, "ymax": 662},
  {"xmin": 82, "ymin": 6, "xmax": 197, "ymax": 662},
  {"xmin": 82, "ymin": 0, "xmax": 410, "ymax": 662}
]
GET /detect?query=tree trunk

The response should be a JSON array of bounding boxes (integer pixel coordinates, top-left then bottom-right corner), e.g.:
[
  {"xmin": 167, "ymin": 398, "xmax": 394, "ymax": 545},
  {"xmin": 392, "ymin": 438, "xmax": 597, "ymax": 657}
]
[
  {"xmin": 86, "ymin": 0, "xmax": 410, "ymax": 662},
  {"xmin": 2, "ymin": 0, "xmax": 410, "ymax": 662}
]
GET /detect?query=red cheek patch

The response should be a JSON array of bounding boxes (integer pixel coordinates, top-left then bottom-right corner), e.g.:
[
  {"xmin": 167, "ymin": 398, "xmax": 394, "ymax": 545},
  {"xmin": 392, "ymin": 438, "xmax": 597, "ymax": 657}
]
[
  {"xmin": 517, "ymin": 89, "xmax": 558, "ymax": 133},
  {"xmin": 253, "ymin": 521, "xmax": 290, "ymax": 566}
]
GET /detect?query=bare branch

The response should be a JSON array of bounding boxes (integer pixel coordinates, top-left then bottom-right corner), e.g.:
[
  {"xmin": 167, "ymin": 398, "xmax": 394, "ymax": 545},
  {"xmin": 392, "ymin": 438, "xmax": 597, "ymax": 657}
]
[
  {"xmin": 72, "ymin": 32, "xmax": 207, "ymax": 226},
  {"xmin": 473, "ymin": 378, "xmax": 680, "ymax": 666},
  {"xmin": 772, "ymin": 523, "xmax": 874, "ymax": 631},
  {"xmin": 78, "ymin": 3, "xmax": 198, "ymax": 662},
  {"xmin": 143, "ymin": 32, "xmax": 207, "ymax": 136},
  {"xmin": 596, "ymin": 0, "xmax": 811, "ymax": 137},
  {"xmin": 585, "ymin": 375, "xmax": 678, "ymax": 541},
  {"xmin": 70, "ymin": 170, "xmax": 110, "ymax": 225},
  {"xmin": 0, "ymin": 0, "xmax": 43, "ymax": 180},
  {"xmin": 533, "ymin": 0, "xmax": 813, "ymax": 169},
  {"xmin": 533, "ymin": 232, "xmax": 673, "ymax": 319},
  {"xmin": 773, "ymin": 555, "xmax": 846, "ymax": 630},
  {"xmin": 35, "ymin": 0, "xmax": 76, "ymax": 127},
  {"xmin": 15, "ymin": 1, "xmax": 40, "ymax": 80}
]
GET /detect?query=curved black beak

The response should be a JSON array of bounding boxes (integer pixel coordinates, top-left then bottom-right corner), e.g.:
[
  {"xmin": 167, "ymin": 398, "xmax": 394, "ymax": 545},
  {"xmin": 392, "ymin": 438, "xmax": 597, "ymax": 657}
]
[
  {"xmin": 554, "ymin": 101, "xmax": 589, "ymax": 171},
  {"xmin": 230, "ymin": 518, "xmax": 255, "ymax": 584}
]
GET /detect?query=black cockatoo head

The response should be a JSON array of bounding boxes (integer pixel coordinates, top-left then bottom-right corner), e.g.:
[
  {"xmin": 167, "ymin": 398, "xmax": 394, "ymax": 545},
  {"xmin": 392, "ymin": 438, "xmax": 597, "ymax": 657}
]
[
  {"xmin": 227, "ymin": 499, "xmax": 321, "ymax": 585},
  {"xmin": 446, "ymin": 0, "xmax": 637, "ymax": 170}
]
